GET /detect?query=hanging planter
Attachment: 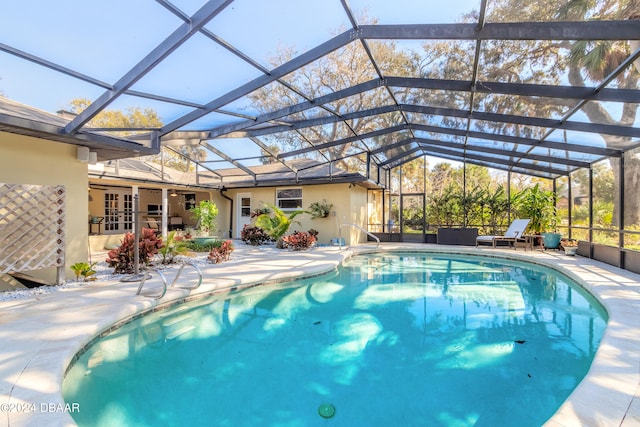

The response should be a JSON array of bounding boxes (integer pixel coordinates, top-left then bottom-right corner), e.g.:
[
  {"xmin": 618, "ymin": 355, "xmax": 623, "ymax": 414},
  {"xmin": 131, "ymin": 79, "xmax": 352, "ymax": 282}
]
[{"xmin": 308, "ymin": 199, "xmax": 333, "ymax": 219}]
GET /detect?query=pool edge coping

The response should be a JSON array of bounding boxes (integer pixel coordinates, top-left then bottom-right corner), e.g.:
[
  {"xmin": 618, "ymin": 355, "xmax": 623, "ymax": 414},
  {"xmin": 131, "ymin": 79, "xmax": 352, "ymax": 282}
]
[{"xmin": 2, "ymin": 243, "xmax": 639, "ymax": 427}]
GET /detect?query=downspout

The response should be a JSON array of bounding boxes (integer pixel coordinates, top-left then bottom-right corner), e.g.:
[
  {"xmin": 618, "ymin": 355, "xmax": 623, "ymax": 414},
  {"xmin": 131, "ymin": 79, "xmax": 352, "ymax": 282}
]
[{"xmin": 220, "ymin": 189, "xmax": 233, "ymax": 239}]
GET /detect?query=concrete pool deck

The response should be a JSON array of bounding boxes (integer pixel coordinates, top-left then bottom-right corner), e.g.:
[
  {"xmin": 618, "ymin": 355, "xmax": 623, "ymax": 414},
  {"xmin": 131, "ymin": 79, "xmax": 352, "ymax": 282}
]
[{"xmin": 0, "ymin": 243, "xmax": 639, "ymax": 426}]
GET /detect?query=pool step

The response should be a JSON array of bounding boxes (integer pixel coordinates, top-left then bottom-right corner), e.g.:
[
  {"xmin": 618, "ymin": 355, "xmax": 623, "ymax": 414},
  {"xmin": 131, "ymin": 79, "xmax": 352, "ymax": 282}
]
[
  {"xmin": 165, "ymin": 325, "xmax": 195, "ymax": 340},
  {"xmin": 162, "ymin": 313, "xmax": 192, "ymax": 327},
  {"xmin": 160, "ymin": 312, "xmax": 195, "ymax": 341},
  {"xmin": 159, "ymin": 305, "xmax": 191, "ymax": 318}
]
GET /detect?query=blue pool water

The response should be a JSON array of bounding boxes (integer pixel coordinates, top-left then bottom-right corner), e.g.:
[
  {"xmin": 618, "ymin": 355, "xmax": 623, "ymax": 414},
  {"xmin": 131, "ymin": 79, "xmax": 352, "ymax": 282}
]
[{"xmin": 63, "ymin": 253, "xmax": 607, "ymax": 426}]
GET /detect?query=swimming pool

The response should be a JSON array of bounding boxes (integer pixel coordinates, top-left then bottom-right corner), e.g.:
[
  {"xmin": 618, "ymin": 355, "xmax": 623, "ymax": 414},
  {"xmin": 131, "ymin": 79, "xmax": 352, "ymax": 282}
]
[{"xmin": 63, "ymin": 253, "xmax": 607, "ymax": 426}]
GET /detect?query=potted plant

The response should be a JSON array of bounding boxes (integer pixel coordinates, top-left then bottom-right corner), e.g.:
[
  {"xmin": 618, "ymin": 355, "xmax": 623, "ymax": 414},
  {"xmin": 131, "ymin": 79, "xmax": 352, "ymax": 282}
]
[
  {"xmin": 560, "ymin": 238, "xmax": 578, "ymax": 256},
  {"xmin": 514, "ymin": 183, "xmax": 560, "ymax": 248},
  {"xmin": 308, "ymin": 199, "xmax": 333, "ymax": 219},
  {"xmin": 184, "ymin": 227, "xmax": 194, "ymax": 240},
  {"xmin": 189, "ymin": 200, "xmax": 218, "ymax": 238}
]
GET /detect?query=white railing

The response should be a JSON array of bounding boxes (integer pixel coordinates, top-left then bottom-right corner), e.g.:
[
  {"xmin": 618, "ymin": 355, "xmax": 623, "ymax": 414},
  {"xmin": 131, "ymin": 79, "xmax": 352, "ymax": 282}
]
[{"xmin": 338, "ymin": 223, "xmax": 380, "ymax": 250}]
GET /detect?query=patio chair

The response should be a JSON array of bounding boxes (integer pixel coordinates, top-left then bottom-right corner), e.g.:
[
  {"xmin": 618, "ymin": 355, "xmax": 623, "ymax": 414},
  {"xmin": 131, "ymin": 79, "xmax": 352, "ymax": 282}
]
[
  {"xmin": 146, "ymin": 217, "xmax": 160, "ymax": 234},
  {"xmin": 476, "ymin": 219, "xmax": 531, "ymax": 249}
]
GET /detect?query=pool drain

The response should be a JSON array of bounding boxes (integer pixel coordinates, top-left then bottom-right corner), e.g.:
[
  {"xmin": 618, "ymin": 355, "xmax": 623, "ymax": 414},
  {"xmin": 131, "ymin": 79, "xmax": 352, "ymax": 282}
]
[{"xmin": 318, "ymin": 403, "xmax": 336, "ymax": 418}]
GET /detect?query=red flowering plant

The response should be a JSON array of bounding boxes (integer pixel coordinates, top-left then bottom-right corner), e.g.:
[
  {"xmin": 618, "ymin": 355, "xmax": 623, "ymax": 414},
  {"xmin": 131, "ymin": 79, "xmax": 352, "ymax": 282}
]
[
  {"xmin": 240, "ymin": 224, "xmax": 271, "ymax": 246},
  {"xmin": 281, "ymin": 230, "xmax": 317, "ymax": 251},
  {"xmin": 208, "ymin": 240, "xmax": 235, "ymax": 264},
  {"xmin": 106, "ymin": 228, "xmax": 164, "ymax": 274}
]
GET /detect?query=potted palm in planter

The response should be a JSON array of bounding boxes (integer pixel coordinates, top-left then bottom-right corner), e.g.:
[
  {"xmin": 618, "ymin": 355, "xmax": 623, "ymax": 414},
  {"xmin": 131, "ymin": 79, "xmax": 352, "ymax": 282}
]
[
  {"xmin": 189, "ymin": 200, "xmax": 219, "ymax": 244},
  {"xmin": 514, "ymin": 183, "xmax": 560, "ymax": 249}
]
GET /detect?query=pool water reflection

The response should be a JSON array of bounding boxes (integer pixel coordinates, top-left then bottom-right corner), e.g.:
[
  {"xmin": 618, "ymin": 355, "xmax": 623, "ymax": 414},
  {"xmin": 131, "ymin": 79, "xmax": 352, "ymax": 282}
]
[{"xmin": 63, "ymin": 253, "xmax": 607, "ymax": 427}]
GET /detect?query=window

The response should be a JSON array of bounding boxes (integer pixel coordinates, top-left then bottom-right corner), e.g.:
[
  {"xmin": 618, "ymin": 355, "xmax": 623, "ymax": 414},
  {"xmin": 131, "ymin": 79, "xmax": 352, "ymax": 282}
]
[
  {"xmin": 184, "ymin": 193, "xmax": 196, "ymax": 211},
  {"xmin": 241, "ymin": 197, "xmax": 251, "ymax": 217},
  {"xmin": 147, "ymin": 204, "xmax": 162, "ymax": 216},
  {"xmin": 276, "ymin": 188, "xmax": 302, "ymax": 210}
]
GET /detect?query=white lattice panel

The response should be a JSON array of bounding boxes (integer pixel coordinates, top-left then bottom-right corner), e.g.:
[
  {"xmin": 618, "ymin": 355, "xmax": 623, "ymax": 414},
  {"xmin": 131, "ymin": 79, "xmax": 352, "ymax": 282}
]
[{"xmin": 0, "ymin": 183, "xmax": 65, "ymax": 274}]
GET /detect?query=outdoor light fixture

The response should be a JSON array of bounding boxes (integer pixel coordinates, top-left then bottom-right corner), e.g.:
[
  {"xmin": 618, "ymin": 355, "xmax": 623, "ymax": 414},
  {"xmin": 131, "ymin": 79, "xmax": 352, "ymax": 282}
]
[
  {"xmin": 76, "ymin": 146, "xmax": 97, "ymax": 165},
  {"xmin": 170, "ymin": 190, "xmax": 178, "ymax": 197},
  {"xmin": 77, "ymin": 146, "xmax": 89, "ymax": 162}
]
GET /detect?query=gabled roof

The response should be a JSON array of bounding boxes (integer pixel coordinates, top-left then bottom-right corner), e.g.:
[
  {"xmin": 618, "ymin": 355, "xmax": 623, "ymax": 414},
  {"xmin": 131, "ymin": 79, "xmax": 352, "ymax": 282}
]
[
  {"xmin": 210, "ymin": 158, "xmax": 377, "ymax": 189},
  {"xmin": 0, "ymin": 97, "xmax": 159, "ymax": 160},
  {"xmin": 88, "ymin": 157, "xmax": 374, "ymax": 190}
]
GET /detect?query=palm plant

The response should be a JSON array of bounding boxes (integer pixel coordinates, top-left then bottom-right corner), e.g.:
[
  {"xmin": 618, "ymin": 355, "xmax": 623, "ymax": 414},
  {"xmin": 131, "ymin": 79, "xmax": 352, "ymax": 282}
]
[
  {"xmin": 484, "ymin": 186, "xmax": 510, "ymax": 234},
  {"xmin": 460, "ymin": 186, "xmax": 486, "ymax": 228},
  {"xmin": 159, "ymin": 231, "xmax": 191, "ymax": 264},
  {"xmin": 513, "ymin": 184, "xmax": 557, "ymax": 234},
  {"xmin": 431, "ymin": 189, "xmax": 462, "ymax": 227},
  {"xmin": 254, "ymin": 204, "xmax": 306, "ymax": 248},
  {"xmin": 557, "ymin": 0, "xmax": 640, "ymax": 227}
]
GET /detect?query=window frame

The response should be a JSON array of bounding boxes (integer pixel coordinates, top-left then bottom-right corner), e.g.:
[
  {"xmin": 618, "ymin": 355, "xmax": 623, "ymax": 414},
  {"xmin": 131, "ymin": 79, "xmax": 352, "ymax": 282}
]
[{"xmin": 275, "ymin": 187, "xmax": 303, "ymax": 211}]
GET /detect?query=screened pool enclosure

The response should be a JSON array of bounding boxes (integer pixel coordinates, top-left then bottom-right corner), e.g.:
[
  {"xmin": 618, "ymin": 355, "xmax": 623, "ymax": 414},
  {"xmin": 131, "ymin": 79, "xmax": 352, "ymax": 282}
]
[{"xmin": 1, "ymin": 0, "xmax": 639, "ymax": 270}]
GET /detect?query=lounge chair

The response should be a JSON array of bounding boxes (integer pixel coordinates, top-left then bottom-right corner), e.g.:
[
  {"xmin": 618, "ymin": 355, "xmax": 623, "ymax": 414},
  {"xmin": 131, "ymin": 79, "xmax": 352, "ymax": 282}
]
[
  {"xmin": 476, "ymin": 219, "xmax": 531, "ymax": 249},
  {"xmin": 146, "ymin": 217, "xmax": 160, "ymax": 234}
]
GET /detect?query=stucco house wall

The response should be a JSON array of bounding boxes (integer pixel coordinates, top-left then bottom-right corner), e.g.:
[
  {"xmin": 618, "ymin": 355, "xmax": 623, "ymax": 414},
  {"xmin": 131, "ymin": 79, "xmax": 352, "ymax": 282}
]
[
  {"xmin": 223, "ymin": 183, "xmax": 369, "ymax": 245},
  {"xmin": 0, "ymin": 132, "xmax": 89, "ymax": 282}
]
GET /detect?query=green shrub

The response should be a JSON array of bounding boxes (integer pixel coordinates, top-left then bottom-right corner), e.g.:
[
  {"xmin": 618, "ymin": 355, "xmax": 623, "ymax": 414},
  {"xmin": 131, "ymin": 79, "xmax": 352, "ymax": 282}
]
[
  {"xmin": 159, "ymin": 231, "xmax": 192, "ymax": 264},
  {"xmin": 185, "ymin": 239, "xmax": 219, "ymax": 252},
  {"xmin": 70, "ymin": 262, "xmax": 97, "ymax": 282}
]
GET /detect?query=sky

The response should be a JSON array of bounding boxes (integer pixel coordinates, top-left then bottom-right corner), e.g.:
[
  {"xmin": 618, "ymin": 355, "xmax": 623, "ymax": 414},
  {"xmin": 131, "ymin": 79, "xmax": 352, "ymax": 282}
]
[
  {"xmin": 0, "ymin": 0, "xmax": 479, "ymax": 116},
  {"xmin": 1, "ymin": 0, "xmax": 632, "ymax": 173},
  {"xmin": 0, "ymin": 0, "xmax": 480, "ymax": 168}
]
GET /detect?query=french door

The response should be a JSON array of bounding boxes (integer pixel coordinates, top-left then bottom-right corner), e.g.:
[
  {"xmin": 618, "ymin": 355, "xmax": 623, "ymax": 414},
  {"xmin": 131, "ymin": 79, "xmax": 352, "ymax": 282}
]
[{"xmin": 104, "ymin": 190, "xmax": 133, "ymax": 234}]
